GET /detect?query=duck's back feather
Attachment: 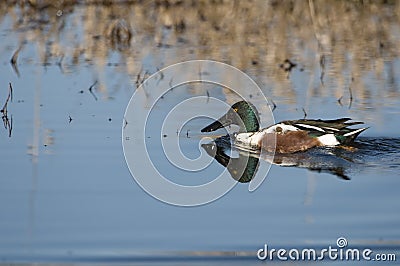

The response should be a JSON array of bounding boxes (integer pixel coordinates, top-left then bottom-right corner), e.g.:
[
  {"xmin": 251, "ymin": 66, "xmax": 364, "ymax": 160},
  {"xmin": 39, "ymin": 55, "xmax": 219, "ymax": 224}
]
[{"xmin": 280, "ymin": 118, "xmax": 367, "ymax": 144}]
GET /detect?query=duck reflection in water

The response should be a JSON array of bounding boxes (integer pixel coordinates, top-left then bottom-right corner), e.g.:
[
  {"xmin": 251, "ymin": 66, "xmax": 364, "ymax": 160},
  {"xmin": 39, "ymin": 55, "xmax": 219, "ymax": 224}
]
[
  {"xmin": 201, "ymin": 135, "xmax": 356, "ymax": 181},
  {"xmin": 201, "ymin": 136, "xmax": 260, "ymax": 183}
]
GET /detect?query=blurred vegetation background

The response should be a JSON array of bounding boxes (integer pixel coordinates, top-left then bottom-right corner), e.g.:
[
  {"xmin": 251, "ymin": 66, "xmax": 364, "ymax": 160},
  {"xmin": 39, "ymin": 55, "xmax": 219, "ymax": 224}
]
[{"xmin": 1, "ymin": 0, "xmax": 399, "ymax": 103}]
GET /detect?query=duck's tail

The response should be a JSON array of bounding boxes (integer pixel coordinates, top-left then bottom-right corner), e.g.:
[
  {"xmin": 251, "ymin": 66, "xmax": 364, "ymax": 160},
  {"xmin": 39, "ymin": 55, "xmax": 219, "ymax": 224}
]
[
  {"xmin": 336, "ymin": 126, "xmax": 369, "ymax": 144},
  {"xmin": 282, "ymin": 118, "xmax": 368, "ymax": 144}
]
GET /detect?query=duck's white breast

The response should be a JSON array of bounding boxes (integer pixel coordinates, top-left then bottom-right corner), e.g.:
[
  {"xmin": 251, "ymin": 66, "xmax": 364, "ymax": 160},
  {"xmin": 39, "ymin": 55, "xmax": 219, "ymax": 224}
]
[{"xmin": 235, "ymin": 131, "xmax": 265, "ymax": 148}]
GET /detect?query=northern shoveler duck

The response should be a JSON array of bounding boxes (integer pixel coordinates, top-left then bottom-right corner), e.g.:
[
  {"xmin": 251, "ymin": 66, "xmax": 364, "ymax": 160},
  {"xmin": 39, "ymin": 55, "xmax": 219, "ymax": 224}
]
[{"xmin": 201, "ymin": 101, "xmax": 368, "ymax": 153}]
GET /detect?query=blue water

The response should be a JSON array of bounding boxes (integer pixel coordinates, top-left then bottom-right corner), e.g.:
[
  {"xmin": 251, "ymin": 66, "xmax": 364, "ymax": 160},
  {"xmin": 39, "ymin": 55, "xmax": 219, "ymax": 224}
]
[{"xmin": 0, "ymin": 2, "xmax": 400, "ymax": 265}]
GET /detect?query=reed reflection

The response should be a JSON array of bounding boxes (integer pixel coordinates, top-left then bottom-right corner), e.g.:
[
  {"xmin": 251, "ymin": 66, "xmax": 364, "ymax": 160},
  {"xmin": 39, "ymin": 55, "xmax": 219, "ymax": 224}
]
[{"xmin": 2, "ymin": 0, "xmax": 400, "ymax": 104}]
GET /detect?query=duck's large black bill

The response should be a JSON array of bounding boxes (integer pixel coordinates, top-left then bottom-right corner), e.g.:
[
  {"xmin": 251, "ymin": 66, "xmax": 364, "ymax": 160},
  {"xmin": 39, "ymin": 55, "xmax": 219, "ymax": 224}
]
[{"xmin": 201, "ymin": 120, "xmax": 224, "ymax": 132}]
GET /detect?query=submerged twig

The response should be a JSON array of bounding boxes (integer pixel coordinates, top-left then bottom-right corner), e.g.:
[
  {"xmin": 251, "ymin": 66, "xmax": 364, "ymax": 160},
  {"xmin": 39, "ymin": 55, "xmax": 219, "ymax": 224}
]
[
  {"xmin": 319, "ymin": 55, "xmax": 325, "ymax": 86},
  {"xmin": 270, "ymin": 99, "xmax": 277, "ymax": 112},
  {"xmin": 123, "ymin": 118, "xmax": 128, "ymax": 129},
  {"xmin": 1, "ymin": 83, "xmax": 12, "ymax": 113},
  {"xmin": 135, "ymin": 68, "xmax": 150, "ymax": 98},
  {"xmin": 141, "ymin": 70, "xmax": 148, "ymax": 85},
  {"xmin": 1, "ymin": 83, "xmax": 13, "ymax": 137},
  {"xmin": 56, "ymin": 54, "xmax": 65, "ymax": 73},
  {"xmin": 156, "ymin": 67, "xmax": 164, "ymax": 86},
  {"xmin": 88, "ymin": 81, "xmax": 98, "ymax": 101},
  {"xmin": 8, "ymin": 83, "xmax": 13, "ymax": 103},
  {"xmin": 135, "ymin": 67, "xmax": 142, "ymax": 88},
  {"xmin": 337, "ymin": 96, "xmax": 343, "ymax": 106},
  {"xmin": 135, "ymin": 68, "xmax": 149, "ymax": 88},
  {"xmin": 302, "ymin": 107, "xmax": 307, "ymax": 119},
  {"xmin": 10, "ymin": 46, "xmax": 22, "ymax": 77},
  {"xmin": 348, "ymin": 86, "xmax": 353, "ymax": 109},
  {"xmin": 8, "ymin": 115, "xmax": 13, "ymax": 137}
]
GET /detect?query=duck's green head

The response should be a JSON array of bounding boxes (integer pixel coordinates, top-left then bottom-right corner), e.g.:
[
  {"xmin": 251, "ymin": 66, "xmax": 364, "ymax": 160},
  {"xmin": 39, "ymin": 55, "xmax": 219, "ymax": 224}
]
[{"xmin": 201, "ymin": 101, "xmax": 260, "ymax": 133}]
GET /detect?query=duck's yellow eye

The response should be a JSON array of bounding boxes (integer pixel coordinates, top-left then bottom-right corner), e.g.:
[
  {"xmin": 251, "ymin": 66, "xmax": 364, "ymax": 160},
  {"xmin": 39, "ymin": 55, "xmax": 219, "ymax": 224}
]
[{"xmin": 233, "ymin": 108, "xmax": 238, "ymax": 112}]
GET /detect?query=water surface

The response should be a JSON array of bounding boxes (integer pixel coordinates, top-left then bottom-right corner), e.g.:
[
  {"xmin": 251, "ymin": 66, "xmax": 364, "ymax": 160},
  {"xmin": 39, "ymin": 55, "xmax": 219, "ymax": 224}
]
[{"xmin": 0, "ymin": 1, "xmax": 399, "ymax": 264}]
